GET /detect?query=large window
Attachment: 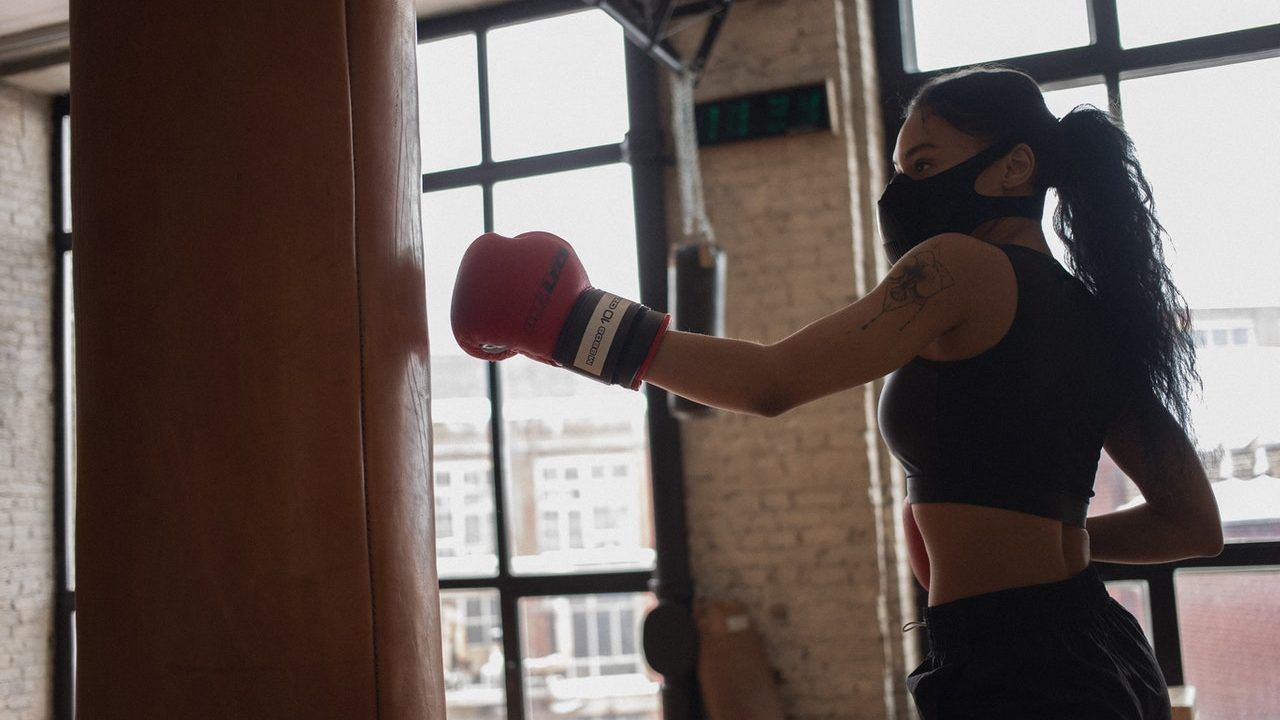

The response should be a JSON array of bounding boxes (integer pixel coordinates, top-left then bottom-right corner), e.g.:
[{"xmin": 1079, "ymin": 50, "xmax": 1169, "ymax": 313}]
[
  {"xmin": 876, "ymin": 3, "xmax": 1280, "ymax": 718},
  {"xmin": 418, "ymin": 2, "xmax": 680, "ymax": 719}
]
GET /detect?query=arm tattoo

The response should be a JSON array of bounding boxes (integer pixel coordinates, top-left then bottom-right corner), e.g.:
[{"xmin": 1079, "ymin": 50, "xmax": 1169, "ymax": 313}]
[{"xmin": 861, "ymin": 249, "xmax": 956, "ymax": 331}]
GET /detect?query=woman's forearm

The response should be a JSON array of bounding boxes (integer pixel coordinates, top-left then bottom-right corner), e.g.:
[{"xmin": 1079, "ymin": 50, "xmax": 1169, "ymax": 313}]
[
  {"xmin": 1087, "ymin": 503, "xmax": 1223, "ymax": 564},
  {"xmin": 642, "ymin": 329, "xmax": 779, "ymax": 417}
]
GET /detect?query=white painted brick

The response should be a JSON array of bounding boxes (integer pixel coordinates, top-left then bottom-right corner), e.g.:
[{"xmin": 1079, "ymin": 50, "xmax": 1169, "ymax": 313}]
[{"xmin": 0, "ymin": 81, "xmax": 54, "ymax": 720}]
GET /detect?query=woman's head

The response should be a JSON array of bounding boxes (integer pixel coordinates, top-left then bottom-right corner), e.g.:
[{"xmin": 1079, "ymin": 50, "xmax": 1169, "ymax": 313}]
[
  {"xmin": 877, "ymin": 67, "xmax": 1054, "ymax": 263},
  {"xmin": 894, "ymin": 66, "xmax": 1055, "ymax": 195}
]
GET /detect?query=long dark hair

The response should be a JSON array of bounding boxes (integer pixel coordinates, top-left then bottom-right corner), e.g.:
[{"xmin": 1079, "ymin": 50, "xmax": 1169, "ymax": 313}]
[{"xmin": 905, "ymin": 65, "xmax": 1202, "ymax": 444}]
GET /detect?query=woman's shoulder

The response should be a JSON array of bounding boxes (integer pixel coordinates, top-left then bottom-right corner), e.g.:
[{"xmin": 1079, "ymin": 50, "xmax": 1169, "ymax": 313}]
[
  {"xmin": 928, "ymin": 236, "xmax": 1077, "ymax": 296},
  {"xmin": 915, "ymin": 234, "xmax": 1020, "ymax": 295},
  {"xmin": 918, "ymin": 233, "xmax": 1025, "ymax": 267},
  {"xmin": 912, "ymin": 234, "xmax": 1019, "ymax": 351}
]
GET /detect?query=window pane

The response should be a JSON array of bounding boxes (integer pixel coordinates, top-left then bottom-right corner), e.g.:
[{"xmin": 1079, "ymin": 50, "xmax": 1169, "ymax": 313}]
[
  {"xmin": 1121, "ymin": 59, "xmax": 1280, "ymax": 542},
  {"xmin": 502, "ymin": 400, "xmax": 654, "ymax": 574},
  {"xmin": 907, "ymin": 0, "xmax": 1091, "ymax": 72},
  {"xmin": 492, "ymin": 163, "xmax": 640, "ymax": 298},
  {"xmin": 424, "ymin": 186, "xmax": 485, "ymax": 362},
  {"xmin": 1104, "ymin": 580, "xmax": 1153, "ymax": 645},
  {"xmin": 63, "ymin": 250, "xmax": 75, "ymax": 591},
  {"xmin": 493, "ymin": 164, "xmax": 655, "ymax": 575},
  {"xmin": 418, "ymin": 34, "xmax": 482, "ymax": 173},
  {"xmin": 423, "ymin": 187, "xmax": 500, "ymax": 576},
  {"xmin": 1041, "ymin": 81, "xmax": 1109, "ymax": 121},
  {"xmin": 441, "ymin": 589, "xmax": 507, "ymax": 718},
  {"xmin": 520, "ymin": 593, "xmax": 660, "ymax": 720},
  {"xmin": 1117, "ymin": 0, "xmax": 1280, "ymax": 48},
  {"xmin": 487, "ymin": 9, "xmax": 629, "ymax": 161},
  {"xmin": 1088, "ymin": 447, "xmax": 1143, "ymax": 517},
  {"xmin": 61, "ymin": 114, "xmax": 71, "ymax": 233},
  {"xmin": 1175, "ymin": 567, "xmax": 1280, "ymax": 720}
]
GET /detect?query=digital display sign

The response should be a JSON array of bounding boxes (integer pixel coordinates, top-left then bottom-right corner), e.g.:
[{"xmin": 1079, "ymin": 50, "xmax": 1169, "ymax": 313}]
[{"xmin": 694, "ymin": 81, "xmax": 833, "ymax": 147}]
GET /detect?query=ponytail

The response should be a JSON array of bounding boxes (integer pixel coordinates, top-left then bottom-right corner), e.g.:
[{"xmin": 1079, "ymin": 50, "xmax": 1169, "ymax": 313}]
[{"xmin": 1050, "ymin": 105, "xmax": 1201, "ymax": 439}]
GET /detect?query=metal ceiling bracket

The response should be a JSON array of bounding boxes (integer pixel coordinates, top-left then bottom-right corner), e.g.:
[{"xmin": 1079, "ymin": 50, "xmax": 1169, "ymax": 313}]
[{"xmin": 585, "ymin": 0, "xmax": 733, "ymax": 84}]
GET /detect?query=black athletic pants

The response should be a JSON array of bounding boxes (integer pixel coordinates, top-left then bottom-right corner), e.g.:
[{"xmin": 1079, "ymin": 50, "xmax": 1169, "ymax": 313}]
[{"xmin": 905, "ymin": 564, "xmax": 1172, "ymax": 719}]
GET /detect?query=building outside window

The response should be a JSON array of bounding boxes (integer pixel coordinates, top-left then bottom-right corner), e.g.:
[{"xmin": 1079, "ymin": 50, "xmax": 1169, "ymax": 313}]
[{"xmin": 876, "ymin": 3, "xmax": 1280, "ymax": 718}]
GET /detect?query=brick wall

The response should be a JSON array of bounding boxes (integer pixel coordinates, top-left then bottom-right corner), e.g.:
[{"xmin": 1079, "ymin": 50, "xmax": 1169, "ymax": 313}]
[
  {"xmin": 0, "ymin": 81, "xmax": 54, "ymax": 720},
  {"xmin": 660, "ymin": 1, "xmax": 912, "ymax": 718}
]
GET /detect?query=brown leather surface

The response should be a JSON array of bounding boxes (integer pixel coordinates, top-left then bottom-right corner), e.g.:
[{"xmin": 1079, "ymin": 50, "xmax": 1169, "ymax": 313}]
[
  {"xmin": 344, "ymin": 2, "xmax": 446, "ymax": 717},
  {"xmin": 69, "ymin": 0, "xmax": 443, "ymax": 717},
  {"xmin": 695, "ymin": 600, "xmax": 786, "ymax": 720}
]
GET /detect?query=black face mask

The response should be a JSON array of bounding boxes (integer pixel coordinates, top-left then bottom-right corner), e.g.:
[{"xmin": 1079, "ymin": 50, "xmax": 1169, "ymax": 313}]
[{"xmin": 877, "ymin": 136, "xmax": 1046, "ymax": 264}]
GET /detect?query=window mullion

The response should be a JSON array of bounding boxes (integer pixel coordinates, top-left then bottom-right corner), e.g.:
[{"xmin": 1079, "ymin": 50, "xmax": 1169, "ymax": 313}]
[
  {"xmin": 477, "ymin": 30, "xmax": 493, "ymax": 166},
  {"xmin": 1091, "ymin": 0, "xmax": 1123, "ymax": 121},
  {"xmin": 1089, "ymin": 0, "xmax": 1121, "ymax": 55},
  {"xmin": 478, "ymin": 23, "xmax": 525, "ymax": 717},
  {"xmin": 1147, "ymin": 569, "xmax": 1185, "ymax": 686},
  {"xmin": 486, "ymin": 349, "xmax": 525, "ymax": 719},
  {"xmin": 499, "ymin": 586, "xmax": 526, "ymax": 720},
  {"xmin": 1105, "ymin": 71, "xmax": 1122, "ymax": 120}
]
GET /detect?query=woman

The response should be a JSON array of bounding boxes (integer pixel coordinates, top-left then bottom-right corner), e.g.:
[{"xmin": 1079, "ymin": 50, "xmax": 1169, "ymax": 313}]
[{"xmin": 450, "ymin": 65, "xmax": 1223, "ymax": 719}]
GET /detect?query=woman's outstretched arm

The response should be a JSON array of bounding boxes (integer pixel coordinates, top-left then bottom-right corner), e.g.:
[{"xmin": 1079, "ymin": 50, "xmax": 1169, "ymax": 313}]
[
  {"xmin": 643, "ymin": 233, "xmax": 1000, "ymax": 416},
  {"xmin": 642, "ymin": 330, "xmax": 776, "ymax": 416}
]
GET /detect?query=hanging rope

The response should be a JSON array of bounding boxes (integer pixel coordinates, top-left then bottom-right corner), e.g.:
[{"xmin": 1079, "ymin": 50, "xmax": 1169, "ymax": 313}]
[{"xmin": 670, "ymin": 70, "xmax": 716, "ymax": 245}]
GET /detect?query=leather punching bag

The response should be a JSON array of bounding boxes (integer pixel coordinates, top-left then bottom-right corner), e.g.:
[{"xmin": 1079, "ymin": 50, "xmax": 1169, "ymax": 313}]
[
  {"xmin": 667, "ymin": 238, "xmax": 726, "ymax": 418},
  {"xmin": 69, "ymin": 0, "xmax": 445, "ymax": 717}
]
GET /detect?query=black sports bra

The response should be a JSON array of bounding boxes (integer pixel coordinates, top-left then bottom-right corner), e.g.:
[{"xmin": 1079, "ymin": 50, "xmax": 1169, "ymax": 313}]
[{"xmin": 877, "ymin": 243, "xmax": 1128, "ymax": 528}]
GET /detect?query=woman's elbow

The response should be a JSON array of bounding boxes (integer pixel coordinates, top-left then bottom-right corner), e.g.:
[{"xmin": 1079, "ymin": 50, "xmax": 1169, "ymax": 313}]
[
  {"xmin": 752, "ymin": 347, "xmax": 794, "ymax": 418},
  {"xmin": 1195, "ymin": 499, "xmax": 1224, "ymax": 557},
  {"xmin": 1179, "ymin": 510, "xmax": 1224, "ymax": 558},
  {"xmin": 752, "ymin": 392, "xmax": 791, "ymax": 418},
  {"xmin": 1198, "ymin": 520, "xmax": 1224, "ymax": 558}
]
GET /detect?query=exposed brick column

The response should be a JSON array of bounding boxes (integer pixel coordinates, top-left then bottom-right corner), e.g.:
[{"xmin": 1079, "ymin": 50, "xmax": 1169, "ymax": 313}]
[
  {"xmin": 0, "ymin": 82, "xmax": 54, "ymax": 720},
  {"xmin": 658, "ymin": 1, "xmax": 908, "ymax": 717}
]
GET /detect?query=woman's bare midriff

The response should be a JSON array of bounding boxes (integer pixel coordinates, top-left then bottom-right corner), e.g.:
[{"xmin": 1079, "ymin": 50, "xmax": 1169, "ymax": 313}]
[{"xmin": 910, "ymin": 502, "xmax": 1091, "ymax": 606}]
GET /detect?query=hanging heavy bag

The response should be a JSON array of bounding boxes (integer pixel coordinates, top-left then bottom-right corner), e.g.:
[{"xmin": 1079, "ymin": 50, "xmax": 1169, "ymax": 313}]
[{"xmin": 667, "ymin": 237, "xmax": 726, "ymax": 418}]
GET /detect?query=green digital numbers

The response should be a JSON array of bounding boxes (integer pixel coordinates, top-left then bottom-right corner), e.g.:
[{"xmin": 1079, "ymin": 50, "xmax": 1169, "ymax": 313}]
[{"xmin": 692, "ymin": 82, "xmax": 830, "ymax": 147}]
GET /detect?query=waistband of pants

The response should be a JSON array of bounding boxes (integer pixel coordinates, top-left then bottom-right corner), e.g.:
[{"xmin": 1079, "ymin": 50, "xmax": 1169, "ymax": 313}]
[{"xmin": 913, "ymin": 564, "xmax": 1113, "ymax": 657}]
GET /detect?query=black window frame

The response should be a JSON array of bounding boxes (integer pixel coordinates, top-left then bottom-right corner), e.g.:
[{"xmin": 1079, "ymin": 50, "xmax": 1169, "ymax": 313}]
[
  {"xmin": 52, "ymin": 91, "xmax": 74, "ymax": 720},
  {"xmin": 872, "ymin": 0, "xmax": 1280, "ymax": 687},
  {"xmin": 418, "ymin": 2, "xmax": 695, "ymax": 719}
]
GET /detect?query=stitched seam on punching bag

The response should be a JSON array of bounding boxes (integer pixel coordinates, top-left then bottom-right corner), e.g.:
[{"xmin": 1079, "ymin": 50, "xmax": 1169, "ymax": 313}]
[{"xmin": 343, "ymin": 0, "xmax": 383, "ymax": 714}]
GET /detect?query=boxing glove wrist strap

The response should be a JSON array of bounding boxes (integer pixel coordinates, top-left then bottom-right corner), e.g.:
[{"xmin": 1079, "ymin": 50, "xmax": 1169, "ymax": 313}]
[{"xmin": 552, "ymin": 288, "xmax": 670, "ymax": 389}]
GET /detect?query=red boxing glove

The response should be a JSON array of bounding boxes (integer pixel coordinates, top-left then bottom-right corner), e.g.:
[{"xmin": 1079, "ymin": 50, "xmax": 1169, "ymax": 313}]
[{"xmin": 450, "ymin": 231, "xmax": 671, "ymax": 389}]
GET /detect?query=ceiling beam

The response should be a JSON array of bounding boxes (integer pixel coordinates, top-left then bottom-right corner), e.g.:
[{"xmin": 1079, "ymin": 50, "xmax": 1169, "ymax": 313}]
[{"xmin": 0, "ymin": 21, "xmax": 68, "ymax": 76}]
